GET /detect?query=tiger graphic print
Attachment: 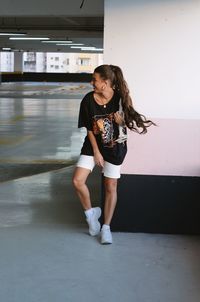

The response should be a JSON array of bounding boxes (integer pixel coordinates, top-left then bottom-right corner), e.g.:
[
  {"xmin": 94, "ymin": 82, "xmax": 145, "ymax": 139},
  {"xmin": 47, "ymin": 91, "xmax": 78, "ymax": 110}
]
[{"xmin": 92, "ymin": 113, "xmax": 115, "ymax": 147}]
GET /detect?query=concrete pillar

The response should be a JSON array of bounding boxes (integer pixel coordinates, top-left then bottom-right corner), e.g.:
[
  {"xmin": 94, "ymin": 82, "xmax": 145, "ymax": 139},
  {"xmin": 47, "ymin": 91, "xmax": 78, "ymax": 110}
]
[
  {"xmin": 103, "ymin": 0, "xmax": 200, "ymax": 234},
  {"xmin": 104, "ymin": 0, "xmax": 200, "ymax": 178},
  {"xmin": 14, "ymin": 52, "xmax": 23, "ymax": 73}
]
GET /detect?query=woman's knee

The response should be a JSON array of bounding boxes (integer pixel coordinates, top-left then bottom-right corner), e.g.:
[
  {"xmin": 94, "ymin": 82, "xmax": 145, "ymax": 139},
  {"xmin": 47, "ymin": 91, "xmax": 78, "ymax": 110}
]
[
  {"xmin": 72, "ymin": 168, "xmax": 89, "ymax": 189},
  {"xmin": 104, "ymin": 178, "xmax": 117, "ymax": 194},
  {"xmin": 72, "ymin": 175, "xmax": 84, "ymax": 189}
]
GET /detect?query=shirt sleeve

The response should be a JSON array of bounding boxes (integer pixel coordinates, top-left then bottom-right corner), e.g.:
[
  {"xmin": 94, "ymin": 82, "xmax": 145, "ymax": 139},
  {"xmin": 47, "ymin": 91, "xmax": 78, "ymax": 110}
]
[{"xmin": 78, "ymin": 95, "xmax": 93, "ymax": 130}]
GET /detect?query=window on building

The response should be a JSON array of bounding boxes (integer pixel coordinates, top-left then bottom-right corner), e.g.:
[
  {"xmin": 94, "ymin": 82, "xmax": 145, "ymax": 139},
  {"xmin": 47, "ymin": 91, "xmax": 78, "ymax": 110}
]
[
  {"xmin": 24, "ymin": 52, "xmax": 36, "ymax": 62},
  {"xmin": 55, "ymin": 57, "xmax": 59, "ymax": 61},
  {"xmin": 77, "ymin": 58, "xmax": 91, "ymax": 66}
]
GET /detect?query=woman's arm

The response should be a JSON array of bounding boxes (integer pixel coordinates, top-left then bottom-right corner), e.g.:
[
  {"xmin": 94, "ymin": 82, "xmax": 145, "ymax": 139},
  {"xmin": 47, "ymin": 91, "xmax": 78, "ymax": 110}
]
[{"xmin": 88, "ymin": 130, "xmax": 104, "ymax": 167}]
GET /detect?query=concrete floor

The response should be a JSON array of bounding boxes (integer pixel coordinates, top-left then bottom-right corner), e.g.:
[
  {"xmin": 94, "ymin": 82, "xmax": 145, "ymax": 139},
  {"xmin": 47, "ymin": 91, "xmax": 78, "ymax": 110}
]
[
  {"xmin": 0, "ymin": 82, "xmax": 200, "ymax": 302},
  {"xmin": 0, "ymin": 82, "xmax": 90, "ymax": 181}
]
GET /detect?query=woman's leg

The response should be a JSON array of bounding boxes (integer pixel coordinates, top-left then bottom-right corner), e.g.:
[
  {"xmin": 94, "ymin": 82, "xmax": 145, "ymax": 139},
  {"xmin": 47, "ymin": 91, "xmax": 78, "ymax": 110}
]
[
  {"xmin": 100, "ymin": 177, "xmax": 117, "ymax": 244},
  {"xmin": 72, "ymin": 167, "xmax": 92, "ymax": 210},
  {"xmin": 103, "ymin": 177, "xmax": 118, "ymax": 225},
  {"xmin": 73, "ymin": 166, "xmax": 101, "ymax": 236}
]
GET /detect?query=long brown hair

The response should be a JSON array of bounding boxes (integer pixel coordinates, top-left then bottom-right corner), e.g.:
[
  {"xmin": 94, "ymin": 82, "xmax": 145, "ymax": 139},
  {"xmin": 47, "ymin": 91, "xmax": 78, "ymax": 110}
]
[{"xmin": 94, "ymin": 64, "xmax": 156, "ymax": 134}]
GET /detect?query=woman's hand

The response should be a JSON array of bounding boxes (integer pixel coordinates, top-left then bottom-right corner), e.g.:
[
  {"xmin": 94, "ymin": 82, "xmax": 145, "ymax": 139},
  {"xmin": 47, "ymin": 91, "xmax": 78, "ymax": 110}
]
[
  {"xmin": 114, "ymin": 111, "xmax": 125, "ymax": 126},
  {"xmin": 87, "ymin": 130, "xmax": 104, "ymax": 167},
  {"xmin": 94, "ymin": 151, "xmax": 104, "ymax": 167}
]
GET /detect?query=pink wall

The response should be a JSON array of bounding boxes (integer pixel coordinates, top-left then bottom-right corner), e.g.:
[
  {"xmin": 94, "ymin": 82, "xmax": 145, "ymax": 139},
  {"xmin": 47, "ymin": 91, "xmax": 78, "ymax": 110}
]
[{"xmin": 121, "ymin": 119, "xmax": 200, "ymax": 177}]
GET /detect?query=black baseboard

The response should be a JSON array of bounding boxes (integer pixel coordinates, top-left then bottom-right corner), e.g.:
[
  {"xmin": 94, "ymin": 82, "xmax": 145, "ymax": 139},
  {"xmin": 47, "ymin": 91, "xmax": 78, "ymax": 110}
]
[
  {"xmin": 1, "ymin": 72, "xmax": 92, "ymax": 82},
  {"xmin": 102, "ymin": 174, "xmax": 200, "ymax": 235}
]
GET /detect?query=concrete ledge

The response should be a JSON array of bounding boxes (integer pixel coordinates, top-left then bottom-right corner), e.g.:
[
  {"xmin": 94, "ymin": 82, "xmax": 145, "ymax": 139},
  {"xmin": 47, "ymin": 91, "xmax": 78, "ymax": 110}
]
[
  {"xmin": 1, "ymin": 72, "xmax": 92, "ymax": 82},
  {"xmin": 102, "ymin": 174, "xmax": 200, "ymax": 235}
]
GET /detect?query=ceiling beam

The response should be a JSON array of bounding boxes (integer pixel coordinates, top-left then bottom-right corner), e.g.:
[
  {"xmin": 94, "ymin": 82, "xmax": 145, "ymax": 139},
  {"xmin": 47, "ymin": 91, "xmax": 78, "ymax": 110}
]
[{"xmin": 0, "ymin": 0, "xmax": 104, "ymax": 17}]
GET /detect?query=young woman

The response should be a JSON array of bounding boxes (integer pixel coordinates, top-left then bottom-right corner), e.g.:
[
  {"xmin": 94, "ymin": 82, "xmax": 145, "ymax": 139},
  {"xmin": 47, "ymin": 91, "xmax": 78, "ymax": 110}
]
[{"xmin": 72, "ymin": 64, "xmax": 154, "ymax": 244}]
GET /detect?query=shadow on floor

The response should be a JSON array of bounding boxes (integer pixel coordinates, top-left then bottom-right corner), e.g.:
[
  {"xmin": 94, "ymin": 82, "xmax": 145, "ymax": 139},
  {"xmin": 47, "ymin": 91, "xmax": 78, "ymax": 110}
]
[{"xmin": 0, "ymin": 161, "xmax": 76, "ymax": 182}]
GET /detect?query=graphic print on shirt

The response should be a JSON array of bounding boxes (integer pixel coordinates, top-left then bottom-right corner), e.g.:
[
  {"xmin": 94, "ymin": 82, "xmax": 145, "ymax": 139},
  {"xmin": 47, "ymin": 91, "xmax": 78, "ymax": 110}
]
[{"xmin": 93, "ymin": 113, "xmax": 115, "ymax": 147}]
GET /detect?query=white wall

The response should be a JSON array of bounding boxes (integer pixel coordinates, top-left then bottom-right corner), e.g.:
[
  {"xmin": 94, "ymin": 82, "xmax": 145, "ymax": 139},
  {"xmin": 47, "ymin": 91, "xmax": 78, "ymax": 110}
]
[
  {"xmin": 104, "ymin": 0, "xmax": 200, "ymax": 176},
  {"xmin": 104, "ymin": 0, "xmax": 200, "ymax": 120}
]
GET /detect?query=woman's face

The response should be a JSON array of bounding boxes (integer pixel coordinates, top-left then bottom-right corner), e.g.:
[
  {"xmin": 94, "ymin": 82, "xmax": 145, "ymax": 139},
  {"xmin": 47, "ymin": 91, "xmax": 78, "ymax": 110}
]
[{"xmin": 91, "ymin": 72, "xmax": 106, "ymax": 93}]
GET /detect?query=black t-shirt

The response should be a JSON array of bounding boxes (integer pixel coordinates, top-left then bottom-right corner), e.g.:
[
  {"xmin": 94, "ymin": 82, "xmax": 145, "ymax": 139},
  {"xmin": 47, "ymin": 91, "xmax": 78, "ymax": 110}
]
[{"xmin": 78, "ymin": 91, "xmax": 127, "ymax": 165}]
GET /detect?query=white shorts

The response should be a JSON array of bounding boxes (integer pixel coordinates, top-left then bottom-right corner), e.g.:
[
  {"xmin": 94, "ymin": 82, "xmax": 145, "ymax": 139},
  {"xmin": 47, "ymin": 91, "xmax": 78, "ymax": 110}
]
[{"xmin": 76, "ymin": 155, "xmax": 122, "ymax": 179}]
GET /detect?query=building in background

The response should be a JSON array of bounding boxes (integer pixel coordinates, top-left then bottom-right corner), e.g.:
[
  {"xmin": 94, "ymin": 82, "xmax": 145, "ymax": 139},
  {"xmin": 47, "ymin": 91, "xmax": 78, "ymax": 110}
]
[
  {"xmin": 36, "ymin": 53, "xmax": 47, "ymax": 72},
  {"xmin": 46, "ymin": 53, "xmax": 71, "ymax": 73},
  {"xmin": 0, "ymin": 51, "xmax": 103, "ymax": 73},
  {"xmin": 23, "ymin": 52, "xmax": 36, "ymax": 72},
  {"xmin": 74, "ymin": 53, "xmax": 103, "ymax": 73},
  {"xmin": 0, "ymin": 52, "xmax": 14, "ymax": 72}
]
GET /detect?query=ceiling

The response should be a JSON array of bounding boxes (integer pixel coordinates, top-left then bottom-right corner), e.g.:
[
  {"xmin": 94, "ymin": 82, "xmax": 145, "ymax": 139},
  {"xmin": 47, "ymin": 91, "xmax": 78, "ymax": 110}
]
[{"xmin": 0, "ymin": 2, "xmax": 104, "ymax": 53}]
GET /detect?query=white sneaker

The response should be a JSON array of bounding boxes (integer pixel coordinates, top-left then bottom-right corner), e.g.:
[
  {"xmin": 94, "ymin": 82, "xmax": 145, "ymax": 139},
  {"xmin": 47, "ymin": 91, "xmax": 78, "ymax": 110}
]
[
  {"xmin": 86, "ymin": 207, "xmax": 101, "ymax": 236},
  {"xmin": 101, "ymin": 225, "xmax": 113, "ymax": 244}
]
